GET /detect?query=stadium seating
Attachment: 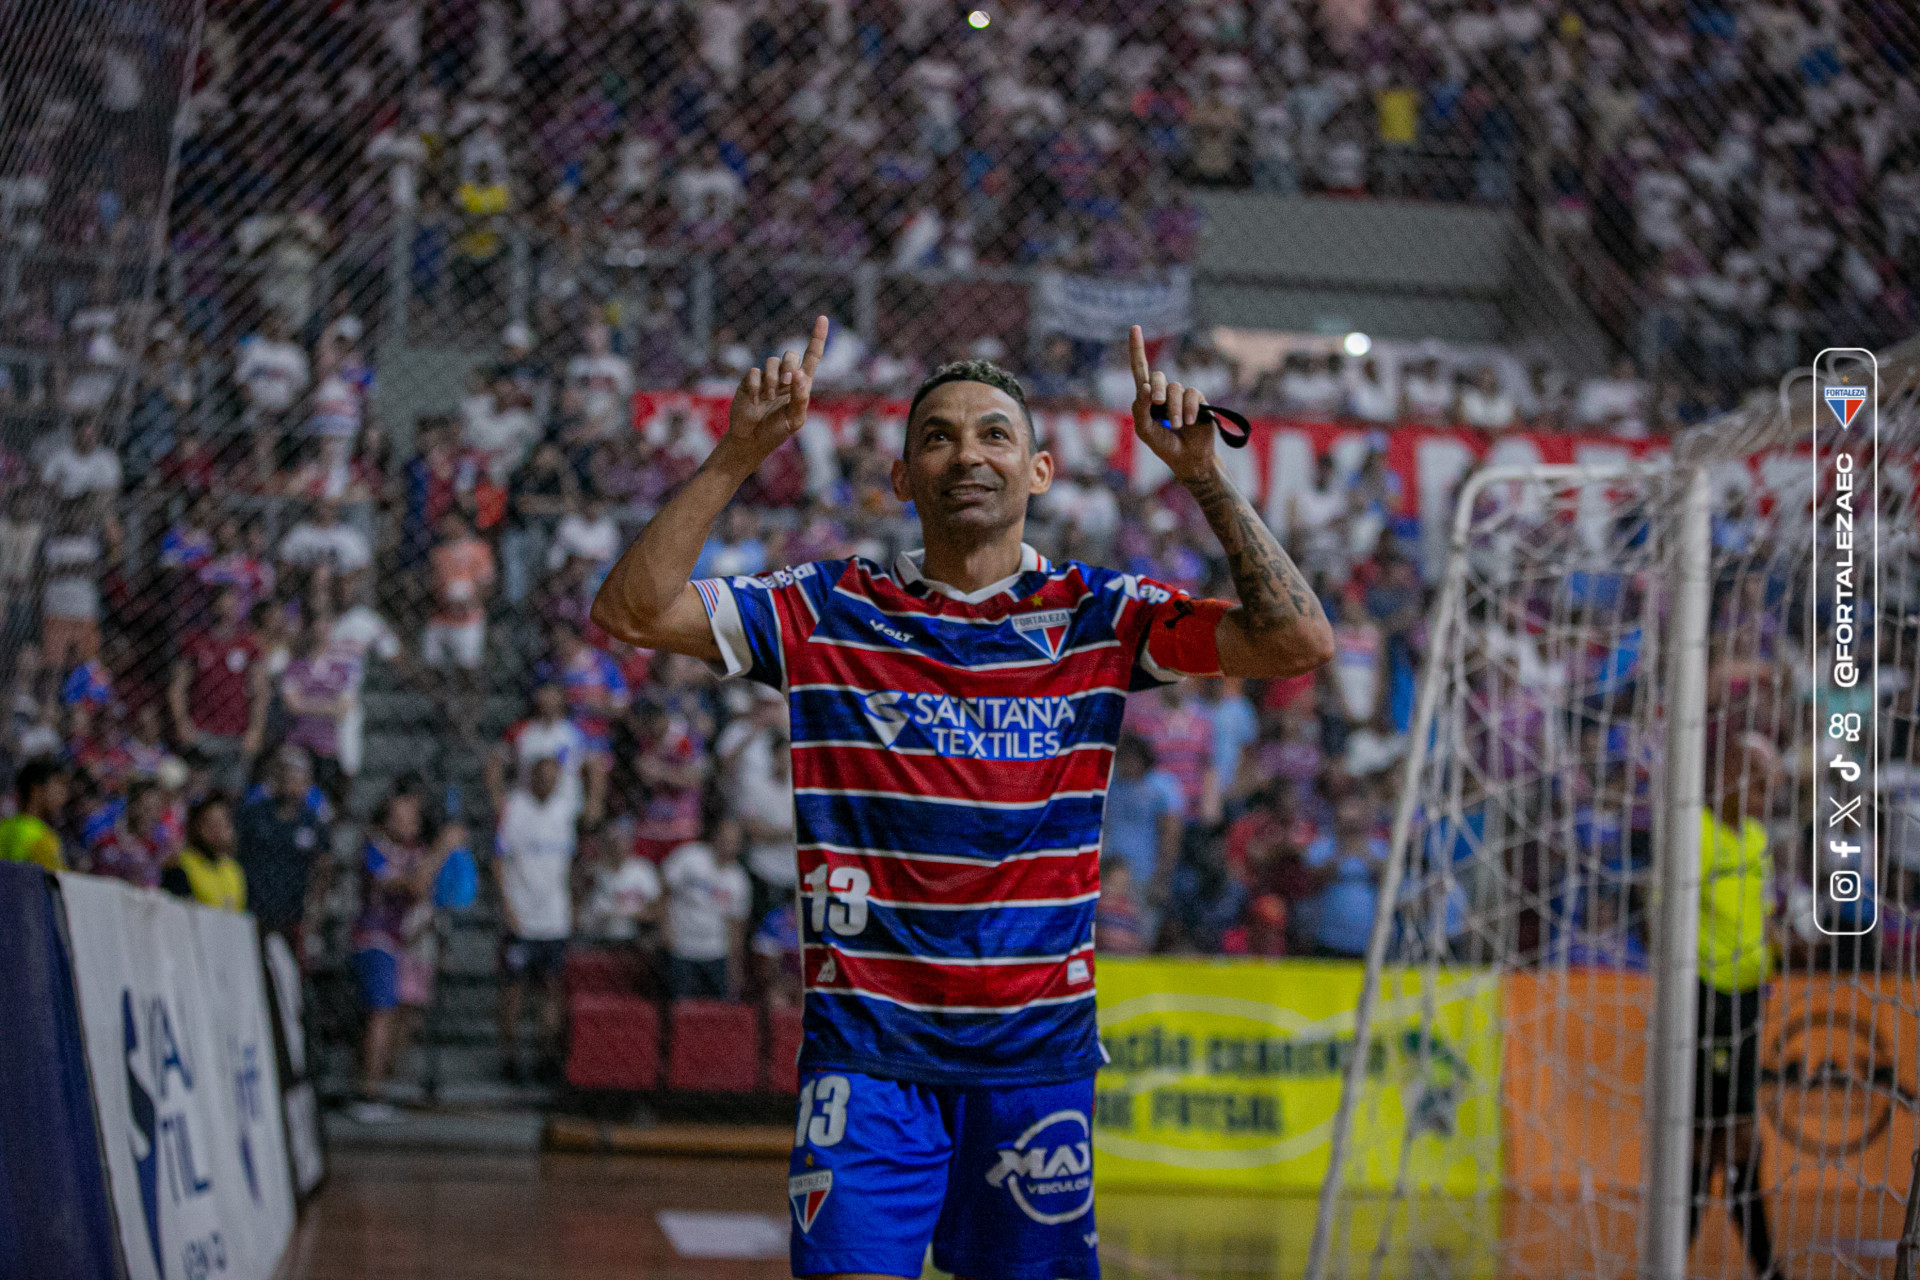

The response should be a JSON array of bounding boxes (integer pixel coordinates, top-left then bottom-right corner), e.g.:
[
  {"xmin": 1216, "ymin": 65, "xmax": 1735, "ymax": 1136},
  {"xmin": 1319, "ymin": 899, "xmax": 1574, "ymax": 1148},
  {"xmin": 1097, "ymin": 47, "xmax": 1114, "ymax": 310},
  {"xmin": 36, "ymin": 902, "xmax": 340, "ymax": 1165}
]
[
  {"xmin": 664, "ymin": 999, "xmax": 762, "ymax": 1095},
  {"xmin": 765, "ymin": 1005, "xmax": 805, "ymax": 1095}
]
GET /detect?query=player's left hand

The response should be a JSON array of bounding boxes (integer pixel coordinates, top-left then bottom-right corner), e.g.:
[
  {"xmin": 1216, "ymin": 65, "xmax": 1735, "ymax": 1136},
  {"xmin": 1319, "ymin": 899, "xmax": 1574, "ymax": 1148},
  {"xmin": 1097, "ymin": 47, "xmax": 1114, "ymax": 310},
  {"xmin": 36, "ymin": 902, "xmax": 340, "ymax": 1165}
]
[{"xmin": 1128, "ymin": 324, "xmax": 1216, "ymax": 482}]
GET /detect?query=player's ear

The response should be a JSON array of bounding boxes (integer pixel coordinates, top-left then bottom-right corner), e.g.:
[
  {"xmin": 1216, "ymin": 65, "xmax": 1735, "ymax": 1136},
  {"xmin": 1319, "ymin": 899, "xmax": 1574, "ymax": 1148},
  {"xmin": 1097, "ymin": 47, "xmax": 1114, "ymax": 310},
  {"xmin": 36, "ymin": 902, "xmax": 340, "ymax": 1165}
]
[
  {"xmin": 1028, "ymin": 448, "xmax": 1054, "ymax": 497},
  {"xmin": 890, "ymin": 456, "xmax": 913, "ymax": 503}
]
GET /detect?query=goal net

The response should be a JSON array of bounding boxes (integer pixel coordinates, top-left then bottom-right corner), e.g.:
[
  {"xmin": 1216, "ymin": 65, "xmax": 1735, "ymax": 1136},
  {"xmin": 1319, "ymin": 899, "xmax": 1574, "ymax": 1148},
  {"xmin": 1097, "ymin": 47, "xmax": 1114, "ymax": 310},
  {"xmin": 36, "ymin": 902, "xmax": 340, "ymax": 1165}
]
[{"xmin": 1308, "ymin": 336, "xmax": 1920, "ymax": 1280}]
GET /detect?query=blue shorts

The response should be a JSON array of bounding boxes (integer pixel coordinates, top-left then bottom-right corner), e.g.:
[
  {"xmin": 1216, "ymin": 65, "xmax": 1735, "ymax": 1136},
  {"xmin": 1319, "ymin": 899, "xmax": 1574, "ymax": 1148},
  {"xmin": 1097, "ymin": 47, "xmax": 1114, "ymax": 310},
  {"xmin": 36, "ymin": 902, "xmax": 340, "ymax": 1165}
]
[
  {"xmin": 787, "ymin": 1069, "xmax": 1099, "ymax": 1280},
  {"xmin": 352, "ymin": 949, "xmax": 399, "ymax": 1011}
]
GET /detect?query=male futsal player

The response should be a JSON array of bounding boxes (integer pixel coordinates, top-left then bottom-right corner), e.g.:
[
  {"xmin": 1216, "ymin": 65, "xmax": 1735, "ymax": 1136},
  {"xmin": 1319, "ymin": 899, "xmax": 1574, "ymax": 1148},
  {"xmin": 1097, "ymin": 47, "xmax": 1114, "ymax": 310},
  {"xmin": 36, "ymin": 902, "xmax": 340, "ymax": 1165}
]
[{"xmin": 592, "ymin": 317, "xmax": 1333, "ymax": 1280}]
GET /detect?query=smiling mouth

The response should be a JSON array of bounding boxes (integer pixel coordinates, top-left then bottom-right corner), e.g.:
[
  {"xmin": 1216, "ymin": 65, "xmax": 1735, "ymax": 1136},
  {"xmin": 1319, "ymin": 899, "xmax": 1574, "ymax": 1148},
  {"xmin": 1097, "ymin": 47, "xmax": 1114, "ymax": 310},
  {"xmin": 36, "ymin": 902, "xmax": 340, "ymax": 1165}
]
[{"xmin": 943, "ymin": 483, "xmax": 997, "ymax": 500}]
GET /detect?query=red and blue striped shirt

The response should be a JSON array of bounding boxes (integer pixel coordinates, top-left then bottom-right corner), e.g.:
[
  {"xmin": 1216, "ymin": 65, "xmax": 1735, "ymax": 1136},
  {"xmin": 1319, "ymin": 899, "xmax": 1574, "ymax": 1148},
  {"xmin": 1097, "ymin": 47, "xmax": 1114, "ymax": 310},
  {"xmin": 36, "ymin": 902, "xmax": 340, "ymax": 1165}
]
[{"xmin": 697, "ymin": 544, "xmax": 1226, "ymax": 1085}]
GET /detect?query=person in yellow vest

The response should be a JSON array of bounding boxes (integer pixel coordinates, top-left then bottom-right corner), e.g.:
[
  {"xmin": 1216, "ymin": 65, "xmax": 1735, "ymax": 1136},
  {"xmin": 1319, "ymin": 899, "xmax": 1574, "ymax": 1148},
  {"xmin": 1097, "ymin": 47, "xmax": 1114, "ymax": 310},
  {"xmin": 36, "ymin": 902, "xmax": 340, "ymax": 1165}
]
[
  {"xmin": 0, "ymin": 758, "xmax": 69, "ymax": 872},
  {"xmin": 1689, "ymin": 730, "xmax": 1785, "ymax": 1280},
  {"xmin": 161, "ymin": 793, "xmax": 247, "ymax": 912}
]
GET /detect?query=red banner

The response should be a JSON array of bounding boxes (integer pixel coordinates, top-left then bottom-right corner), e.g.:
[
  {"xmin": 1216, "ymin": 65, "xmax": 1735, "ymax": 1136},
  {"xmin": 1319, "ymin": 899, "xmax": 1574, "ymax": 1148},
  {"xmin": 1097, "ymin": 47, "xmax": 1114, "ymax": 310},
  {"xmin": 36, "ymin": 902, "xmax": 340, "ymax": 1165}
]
[{"xmin": 634, "ymin": 392, "xmax": 1920, "ymax": 548}]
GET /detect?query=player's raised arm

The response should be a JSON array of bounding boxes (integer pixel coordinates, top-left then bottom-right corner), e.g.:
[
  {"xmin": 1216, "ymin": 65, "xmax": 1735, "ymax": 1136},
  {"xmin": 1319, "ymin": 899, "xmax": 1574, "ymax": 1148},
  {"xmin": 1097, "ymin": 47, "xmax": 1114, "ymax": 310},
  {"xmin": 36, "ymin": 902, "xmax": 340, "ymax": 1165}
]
[
  {"xmin": 590, "ymin": 317, "xmax": 828, "ymax": 658},
  {"xmin": 1126, "ymin": 324, "xmax": 1335, "ymax": 679}
]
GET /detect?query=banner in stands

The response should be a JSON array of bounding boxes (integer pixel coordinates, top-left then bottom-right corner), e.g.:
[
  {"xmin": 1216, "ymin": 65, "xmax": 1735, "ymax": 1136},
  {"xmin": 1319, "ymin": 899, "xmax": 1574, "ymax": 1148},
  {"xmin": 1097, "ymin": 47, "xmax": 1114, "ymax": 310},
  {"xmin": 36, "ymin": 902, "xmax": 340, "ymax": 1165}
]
[
  {"xmin": 261, "ymin": 931, "xmax": 325, "ymax": 1199},
  {"xmin": 1092, "ymin": 959, "xmax": 1501, "ymax": 1193},
  {"xmin": 0, "ymin": 866, "xmax": 120, "ymax": 1280},
  {"xmin": 1503, "ymin": 971, "xmax": 1920, "ymax": 1196},
  {"xmin": 60, "ymin": 875, "xmax": 292, "ymax": 1280},
  {"xmin": 1030, "ymin": 268, "xmax": 1193, "ymax": 344},
  {"xmin": 632, "ymin": 391, "xmax": 1674, "ymax": 573}
]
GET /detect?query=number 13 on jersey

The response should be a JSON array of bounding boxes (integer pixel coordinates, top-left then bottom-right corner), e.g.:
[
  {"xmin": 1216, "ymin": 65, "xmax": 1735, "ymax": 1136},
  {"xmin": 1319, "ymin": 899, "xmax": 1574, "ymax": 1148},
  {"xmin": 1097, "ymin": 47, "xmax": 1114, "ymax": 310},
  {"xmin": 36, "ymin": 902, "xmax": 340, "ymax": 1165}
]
[{"xmin": 804, "ymin": 865, "xmax": 870, "ymax": 936}]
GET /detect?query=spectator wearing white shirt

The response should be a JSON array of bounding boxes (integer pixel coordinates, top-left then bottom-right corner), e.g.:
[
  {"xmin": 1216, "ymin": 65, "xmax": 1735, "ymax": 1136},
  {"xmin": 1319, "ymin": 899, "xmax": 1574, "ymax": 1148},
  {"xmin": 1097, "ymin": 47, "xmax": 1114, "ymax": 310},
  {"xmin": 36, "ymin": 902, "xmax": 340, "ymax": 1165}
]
[
  {"xmin": 1281, "ymin": 353, "xmax": 1344, "ymax": 418},
  {"xmin": 61, "ymin": 289, "xmax": 125, "ymax": 415},
  {"xmin": 235, "ymin": 313, "xmax": 311, "ymax": 418},
  {"xmin": 486, "ymin": 681, "xmax": 603, "ymax": 826},
  {"xmin": 661, "ymin": 820, "xmax": 752, "ymax": 999},
  {"xmin": 671, "ymin": 141, "xmax": 745, "ymax": 229},
  {"xmin": 564, "ymin": 322, "xmax": 634, "ymax": 439},
  {"xmin": 1401, "ymin": 354, "xmax": 1457, "ymax": 423},
  {"xmin": 1288, "ymin": 452, "xmax": 1350, "ymax": 578},
  {"xmin": 1094, "ymin": 340, "xmax": 1146, "ymax": 409},
  {"xmin": 1170, "ymin": 340, "xmax": 1235, "ymax": 405},
  {"xmin": 40, "ymin": 500, "xmax": 110, "ymax": 671},
  {"xmin": 581, "ymin": 830, "xmax": 663, "ymax": 943},
  {"xmin": 1457, "ymin": 367, "xmax": 1518, "ymax": 429},
  {"xmin": 547, "ymin": 493, "xmax": 619, "ymax": 578},
  {"xmin": 1576, "ymin": 357, "xmax": 1649, "ymax": 434},
  {"xmin": 1346, "ymin": 356, "xmax": 1400, "ymax": 422},
  {"xmin": 307, "ymin": 326, "xmax": 364, "ymax": 444},
  {"xmin": 1046, "ymin": 462, "xmax": 1122, "ymax": 550},
  {"xmin": 279, "ymin": 499, "xmax": 373, "ymax": 575},
  {"xmin": 40, "ymin": 420, "xmax": 123, "ymax": 502},
  {"xmin": 717, "ymin": 687, "xmax": 796, "ymax": 925},
  {"xmin": 460, "ymin": 371, "xmax": 540, "ymax": 484},
  {"xmin": 327, "ymin": 571, "xmax": 405, "ymax": 783},
  {"xmin": 492, "ymin": 756, "xmax": 580, "ymax": 1084}
]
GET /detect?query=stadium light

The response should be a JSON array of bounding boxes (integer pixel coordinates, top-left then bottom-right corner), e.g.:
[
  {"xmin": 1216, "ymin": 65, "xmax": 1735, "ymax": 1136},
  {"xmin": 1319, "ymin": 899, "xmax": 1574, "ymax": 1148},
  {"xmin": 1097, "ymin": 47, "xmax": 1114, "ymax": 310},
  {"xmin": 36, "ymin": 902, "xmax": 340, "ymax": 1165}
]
[
  {"xmin": 1343, "ymin": 331, "xmax": 1371, "ymax": 357},
  {"xmin": 967, "ymin": 9, "xmax": 991, "ymax": 28}
]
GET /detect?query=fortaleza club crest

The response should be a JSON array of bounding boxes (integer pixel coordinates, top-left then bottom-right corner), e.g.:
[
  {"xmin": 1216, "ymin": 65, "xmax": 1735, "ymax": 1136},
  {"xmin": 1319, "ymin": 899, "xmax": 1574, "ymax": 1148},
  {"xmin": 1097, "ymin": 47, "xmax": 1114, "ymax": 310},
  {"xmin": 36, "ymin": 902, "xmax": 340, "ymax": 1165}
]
[
  {"xmin": 984, "ymin": 1110, "xmax": 1093, "ymax": 1224},
  {"xmin": 1825, "ymin": 384, "xmax": 1867, "ymax": 429},
  {"xmin": 1012, "ymin": 608, "xmax": 1073, "ymax": 661},
  {"xmin": 789, "ymin": 1170, "xmax": 833, "ymax": 1233}
]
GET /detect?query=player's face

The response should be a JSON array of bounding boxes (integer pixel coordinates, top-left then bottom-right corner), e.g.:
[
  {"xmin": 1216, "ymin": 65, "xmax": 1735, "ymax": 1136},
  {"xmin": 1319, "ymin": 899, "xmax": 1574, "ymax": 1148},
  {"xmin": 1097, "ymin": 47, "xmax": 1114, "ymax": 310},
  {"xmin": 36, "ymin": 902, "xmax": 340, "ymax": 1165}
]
[{"xmin": 893, "ymin": 382, "xmax": 1052, "ymax": 539}]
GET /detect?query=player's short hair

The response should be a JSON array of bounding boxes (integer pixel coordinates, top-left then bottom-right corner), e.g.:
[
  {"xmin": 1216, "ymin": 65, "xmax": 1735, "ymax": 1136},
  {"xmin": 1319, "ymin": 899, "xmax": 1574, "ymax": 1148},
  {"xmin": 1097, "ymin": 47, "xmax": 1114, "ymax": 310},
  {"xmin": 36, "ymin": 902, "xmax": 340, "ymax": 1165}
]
[{"xmin": 904, "ymin": 360, "xmax": 1038, "ymax": 456}]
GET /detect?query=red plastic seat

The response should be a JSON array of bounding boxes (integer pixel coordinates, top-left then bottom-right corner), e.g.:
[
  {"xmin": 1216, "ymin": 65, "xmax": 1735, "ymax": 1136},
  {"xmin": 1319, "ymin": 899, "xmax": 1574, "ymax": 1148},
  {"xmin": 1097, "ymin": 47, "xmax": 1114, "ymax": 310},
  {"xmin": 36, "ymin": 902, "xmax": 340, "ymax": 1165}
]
[
  {"xmin": 766, "ymin": 1005, "xmax": 805, "ymax": 1094},
  {"xmin": 665, "ymin": 999, "xmax": 760, "ymax": 1094},
  {"xmin": 565, "ymin": 949, "xmax": 647, "ymax": 997},
  {"xmin": 565, "ymin": 993, "xmax": 660, "ymax": 1091}
]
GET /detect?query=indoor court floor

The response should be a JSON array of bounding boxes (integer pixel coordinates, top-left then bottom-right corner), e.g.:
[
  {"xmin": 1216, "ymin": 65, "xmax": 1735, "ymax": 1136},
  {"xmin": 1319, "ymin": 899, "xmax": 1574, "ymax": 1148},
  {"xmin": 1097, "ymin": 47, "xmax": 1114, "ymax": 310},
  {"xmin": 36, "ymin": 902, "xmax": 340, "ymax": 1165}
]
[{"xmin": 281, "ymin": 1148, "xmax": 1850, "ymax": 1280}]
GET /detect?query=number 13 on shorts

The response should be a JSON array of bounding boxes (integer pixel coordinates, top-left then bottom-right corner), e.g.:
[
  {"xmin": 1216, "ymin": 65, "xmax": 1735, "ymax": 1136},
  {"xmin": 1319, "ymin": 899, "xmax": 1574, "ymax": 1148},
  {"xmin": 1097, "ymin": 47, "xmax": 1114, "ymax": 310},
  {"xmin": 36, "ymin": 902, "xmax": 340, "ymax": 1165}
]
[
  {"xmin": 785, "ymin": 1069, "xmax": 1102, "ymax": 1280},
  {"xmin": 795, "ymin": 1074, "xmax": 850, "ymax": 1148}
]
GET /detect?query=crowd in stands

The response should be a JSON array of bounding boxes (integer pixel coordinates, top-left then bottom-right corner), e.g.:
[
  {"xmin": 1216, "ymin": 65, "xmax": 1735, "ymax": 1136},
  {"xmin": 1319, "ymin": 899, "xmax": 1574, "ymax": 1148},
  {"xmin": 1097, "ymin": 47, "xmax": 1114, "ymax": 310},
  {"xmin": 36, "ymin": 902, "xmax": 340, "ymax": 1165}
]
[
  {"xmin": 0, "ymin": 0, "xmax": 1914, "ymax": 1105},
  {"xmin": 141, "ymin": 0, "xmax": 1917, "ymax": 409}
]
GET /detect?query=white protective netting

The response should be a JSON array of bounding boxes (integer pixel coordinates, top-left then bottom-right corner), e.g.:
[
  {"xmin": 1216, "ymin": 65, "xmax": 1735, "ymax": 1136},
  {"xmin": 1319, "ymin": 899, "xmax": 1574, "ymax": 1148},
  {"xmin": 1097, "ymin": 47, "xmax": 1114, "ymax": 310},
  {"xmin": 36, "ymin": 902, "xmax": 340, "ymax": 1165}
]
[{"xmin": 1313, "ymin": 335, "xmax": 1920, "ymax": 1280}]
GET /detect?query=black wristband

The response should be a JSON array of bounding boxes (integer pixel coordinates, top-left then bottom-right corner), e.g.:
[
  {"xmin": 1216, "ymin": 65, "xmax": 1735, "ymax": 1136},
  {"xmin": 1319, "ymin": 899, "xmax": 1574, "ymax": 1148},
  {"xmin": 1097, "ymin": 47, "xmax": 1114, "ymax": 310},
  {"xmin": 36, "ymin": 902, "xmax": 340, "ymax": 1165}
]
[{"xmin": 1150, "ymin": 401, "xmax": 1253, "ymax": 449}]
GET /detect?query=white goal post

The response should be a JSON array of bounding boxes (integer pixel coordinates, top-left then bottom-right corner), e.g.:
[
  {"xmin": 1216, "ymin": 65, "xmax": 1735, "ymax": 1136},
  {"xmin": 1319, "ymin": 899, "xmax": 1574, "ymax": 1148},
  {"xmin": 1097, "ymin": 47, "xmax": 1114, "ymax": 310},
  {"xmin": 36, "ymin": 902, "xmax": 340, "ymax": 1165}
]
[{"xmin": 1308, "ymin": 334, "xmax": 1920, "ymax": 1280}]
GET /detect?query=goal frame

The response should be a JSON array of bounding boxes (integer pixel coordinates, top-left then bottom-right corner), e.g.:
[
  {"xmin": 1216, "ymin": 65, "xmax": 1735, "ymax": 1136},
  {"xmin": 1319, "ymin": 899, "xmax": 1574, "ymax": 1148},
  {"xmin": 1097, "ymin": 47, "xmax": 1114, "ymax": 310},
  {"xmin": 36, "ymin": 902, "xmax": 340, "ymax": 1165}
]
[{"xmin": 1302, "ymin": 457, "xmax": 1716, "ymax": 1280}]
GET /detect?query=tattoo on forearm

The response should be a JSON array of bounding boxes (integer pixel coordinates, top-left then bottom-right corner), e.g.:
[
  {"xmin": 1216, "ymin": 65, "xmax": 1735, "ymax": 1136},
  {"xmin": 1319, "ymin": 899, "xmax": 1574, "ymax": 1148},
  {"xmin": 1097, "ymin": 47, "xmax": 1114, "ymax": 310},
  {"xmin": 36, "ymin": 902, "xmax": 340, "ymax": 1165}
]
[{"xmin": 1183, "ymin": 468, "xmax": 1322, "ymax": 631}]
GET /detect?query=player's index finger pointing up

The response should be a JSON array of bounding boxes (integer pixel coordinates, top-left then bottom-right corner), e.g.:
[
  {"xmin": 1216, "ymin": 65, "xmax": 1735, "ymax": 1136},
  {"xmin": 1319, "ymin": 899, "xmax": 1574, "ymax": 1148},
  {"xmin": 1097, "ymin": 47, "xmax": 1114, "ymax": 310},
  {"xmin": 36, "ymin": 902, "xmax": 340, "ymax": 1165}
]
[
  {"xmin": 801, "ymin": 316, "xmax": 829, "ymax": 378},
  {"xmin": 1129, "ymin": 324, "xmax": 1150, "ymax": 388}
]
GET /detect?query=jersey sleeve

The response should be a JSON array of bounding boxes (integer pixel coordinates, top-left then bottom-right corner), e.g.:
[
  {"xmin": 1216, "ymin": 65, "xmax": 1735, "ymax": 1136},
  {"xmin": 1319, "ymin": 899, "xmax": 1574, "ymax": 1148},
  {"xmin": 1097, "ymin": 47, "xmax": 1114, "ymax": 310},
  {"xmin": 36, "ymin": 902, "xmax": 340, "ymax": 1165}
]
[
  {"xmin": 1110, "ymin": 573, "xmax": 1229, "ymax": 689},
  {"xmin": 691, "ymin": 561, "xmax": 836, "ymax": 690}
]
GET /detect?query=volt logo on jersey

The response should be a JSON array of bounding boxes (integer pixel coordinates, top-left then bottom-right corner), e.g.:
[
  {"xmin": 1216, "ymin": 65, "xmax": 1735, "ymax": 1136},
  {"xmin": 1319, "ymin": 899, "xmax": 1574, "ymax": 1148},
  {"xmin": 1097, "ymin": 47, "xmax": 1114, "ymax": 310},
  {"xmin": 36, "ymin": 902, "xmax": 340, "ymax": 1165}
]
[
  {"xmin": 789, "ymin": 1170, "xmax": 833, "ymax": 1232},
  {"xmin": 1825, "ymin": 384, "xmax": 1867, "ymax": 429},
  {"xmin": 985, "ymin": 1109, "xmax": 1094, "ymax": 1224},
  {"xmin": 1012, "ymin": 608, "xmax": 1073, "ymax": 661}
]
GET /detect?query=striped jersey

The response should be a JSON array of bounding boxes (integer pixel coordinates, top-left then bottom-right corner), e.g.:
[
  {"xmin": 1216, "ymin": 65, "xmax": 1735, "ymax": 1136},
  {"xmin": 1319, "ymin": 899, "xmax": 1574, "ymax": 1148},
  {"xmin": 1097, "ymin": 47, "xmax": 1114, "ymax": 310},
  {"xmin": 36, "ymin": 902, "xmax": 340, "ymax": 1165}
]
[{"xmin": 696, "ymin": 543, "xmax": 1228, "ymax": 1085}]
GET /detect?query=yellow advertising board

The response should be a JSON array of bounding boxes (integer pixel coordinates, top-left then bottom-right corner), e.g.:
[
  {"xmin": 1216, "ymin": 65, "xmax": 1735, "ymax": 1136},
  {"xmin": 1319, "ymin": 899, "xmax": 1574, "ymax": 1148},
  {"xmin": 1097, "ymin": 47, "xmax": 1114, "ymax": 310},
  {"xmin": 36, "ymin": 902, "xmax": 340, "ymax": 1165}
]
[{"xmin": 1093, "ymin": 958, "xmax": 1503, "ymax": 1194}]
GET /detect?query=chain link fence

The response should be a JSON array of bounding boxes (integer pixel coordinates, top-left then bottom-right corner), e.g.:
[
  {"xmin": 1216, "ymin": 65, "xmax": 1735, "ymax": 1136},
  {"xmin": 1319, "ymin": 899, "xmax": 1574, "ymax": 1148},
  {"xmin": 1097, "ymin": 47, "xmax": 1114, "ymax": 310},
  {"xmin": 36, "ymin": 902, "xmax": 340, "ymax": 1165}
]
[{"xmin": 0, "ymin": 0, "xmax": 1915, "ymax": 1129}]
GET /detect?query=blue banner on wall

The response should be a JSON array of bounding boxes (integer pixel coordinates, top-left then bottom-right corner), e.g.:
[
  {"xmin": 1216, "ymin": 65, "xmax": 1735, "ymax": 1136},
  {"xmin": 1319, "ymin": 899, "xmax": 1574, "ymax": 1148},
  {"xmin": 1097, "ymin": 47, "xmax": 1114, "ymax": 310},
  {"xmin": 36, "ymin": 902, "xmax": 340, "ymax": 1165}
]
[{"xmin": 0, "ymin": 864, "xmax": 121, "ymax": 1280}]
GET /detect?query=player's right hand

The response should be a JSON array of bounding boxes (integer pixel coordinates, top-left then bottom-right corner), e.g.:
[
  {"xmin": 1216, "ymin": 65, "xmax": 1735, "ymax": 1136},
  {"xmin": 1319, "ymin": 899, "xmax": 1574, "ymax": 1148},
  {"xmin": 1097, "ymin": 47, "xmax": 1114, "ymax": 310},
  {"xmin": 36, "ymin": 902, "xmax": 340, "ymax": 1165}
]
[{"xmin": 722, "ymin": 315, "xmax": 828, "ymax": 467}]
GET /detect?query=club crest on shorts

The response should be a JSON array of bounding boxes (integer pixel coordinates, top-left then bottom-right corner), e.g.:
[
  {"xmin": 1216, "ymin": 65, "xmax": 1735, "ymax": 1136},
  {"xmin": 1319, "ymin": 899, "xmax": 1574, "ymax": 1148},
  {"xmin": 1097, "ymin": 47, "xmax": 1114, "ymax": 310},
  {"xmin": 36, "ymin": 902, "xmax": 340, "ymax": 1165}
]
[
  {"xmin": 1012, "ymin": 608, "xmax": 1073, "ymax": 661},
  {"xmin": 1825, "ymin": 384, "xmax": 1867, "ymax": 429},
  {"xmin": 789, "ymin": 1169, "xmax": 833, "ymax": 1232},
  {"xmin": 984, "ymin": 1109, "xmax": 1093, "ymax": 1224}
]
